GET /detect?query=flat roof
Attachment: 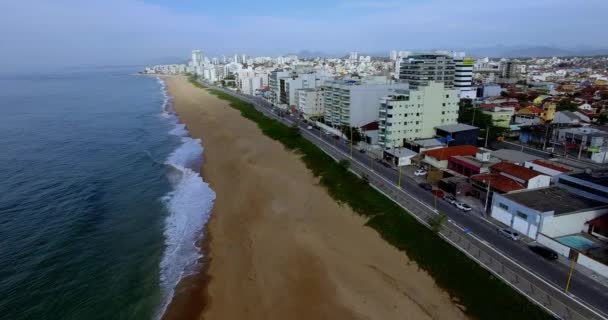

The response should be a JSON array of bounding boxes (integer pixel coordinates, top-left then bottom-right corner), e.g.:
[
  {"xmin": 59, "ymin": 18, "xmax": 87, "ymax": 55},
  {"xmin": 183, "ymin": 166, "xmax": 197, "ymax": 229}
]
[
  {"xmin": 451, "ymin": 155, "xmax": 499, "ymax": 167},
  {"xmin": 491, "ymin": 149, "xmax": 540, "ymax": 163},
  {"xmin": 385, "ymin": 148, "xmax": 417, "ymax": 158},
  {"xmin": 412, "ymin": 138, "xmax": 445, "ymax": 147},
  {"xmin": 502, "ymin": 186, "xmax": 608, "ymax": 215},
  {"xmin": 567, "ymin": 172, "xmax": 608, "ymax": 188},
  {"xmin": 435, "ymin": 123, "xmax": 479, "ymax": 133}
]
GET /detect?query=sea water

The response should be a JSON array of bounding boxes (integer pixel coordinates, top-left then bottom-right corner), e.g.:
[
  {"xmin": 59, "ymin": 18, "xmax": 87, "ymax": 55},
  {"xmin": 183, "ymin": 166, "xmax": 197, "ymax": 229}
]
[{"xmin": 0, "ymin": 68, "xmax": 214, "ymax": 320}]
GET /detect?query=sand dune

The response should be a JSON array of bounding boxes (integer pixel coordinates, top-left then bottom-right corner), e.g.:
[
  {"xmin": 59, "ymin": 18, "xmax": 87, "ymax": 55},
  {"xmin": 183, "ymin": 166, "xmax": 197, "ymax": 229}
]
[{"xmin": 162, "ymin": 75, "xmax": 468, "ymax": 320}]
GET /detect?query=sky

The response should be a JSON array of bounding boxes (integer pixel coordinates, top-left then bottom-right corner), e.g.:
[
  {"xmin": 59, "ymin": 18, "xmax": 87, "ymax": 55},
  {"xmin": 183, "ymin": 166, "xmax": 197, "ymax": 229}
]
[{"xmin": 1, "ymin": 0, "xmax": 607, "ymax": 71}]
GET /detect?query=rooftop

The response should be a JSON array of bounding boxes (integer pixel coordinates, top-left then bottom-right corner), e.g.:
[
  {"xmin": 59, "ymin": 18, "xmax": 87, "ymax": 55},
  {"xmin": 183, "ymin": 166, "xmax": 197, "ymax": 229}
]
[
  {"xmin": 412, "ymin": 138, "xmax": 446, "ymax": 148},
  {"xmin": 385, "ymin": 147, "xmax": 417, "ymax": 158},
  {"xmin": 424, "ymin": 145, "xmax": 478, "ymax": 161},
  {"xmin": 471, "ymin": 173, "xmax": 526, "ymax": 193},
  {"xmin": 492, "ymin": 149, "xmax": 541, "ymax": 164},
  {"xmin": 435, "ymin": 123, "xmax": 479, "ymax": 133},
  {"xmin": 450, "ymin": 155, "xmax": 499, "ymax": 168},
  {"xmin": 566, "ymin": 171, "xmax": 608, "ymax": 188},
  {"xmin": 491, "ymin": 162, "xmax": 546, "ymax": 181},
  {"xmin": 502, "ymin": 186, "xmax": 608, "ymax": 215},
  {"xmin": 531, "ymin": 160, "xmax": 572, "ymax": 173}
]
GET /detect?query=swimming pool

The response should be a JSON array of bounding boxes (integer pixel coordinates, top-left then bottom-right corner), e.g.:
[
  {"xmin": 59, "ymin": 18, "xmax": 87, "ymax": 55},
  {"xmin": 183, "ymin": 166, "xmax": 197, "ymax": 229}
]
[{"xmin": 556, "ymin": 235, "xmax": 597, "ymax": 250}]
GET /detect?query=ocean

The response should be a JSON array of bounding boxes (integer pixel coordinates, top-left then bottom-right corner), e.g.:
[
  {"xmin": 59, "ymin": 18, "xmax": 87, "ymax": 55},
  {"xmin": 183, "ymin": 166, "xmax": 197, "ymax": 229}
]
[{"xmin": 0, "ymin": 68, "xmax": 215, "ymax": 319}]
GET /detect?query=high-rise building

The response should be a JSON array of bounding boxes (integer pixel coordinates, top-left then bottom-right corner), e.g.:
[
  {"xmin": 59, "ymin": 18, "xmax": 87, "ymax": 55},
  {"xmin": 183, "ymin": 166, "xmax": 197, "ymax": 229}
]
[
  {"xmin": 396, "ymin": 53, "xmax": 455, "ymax": 89},
  {"xmin": 390, "ymin": 50, "xmax": 398, "ymax": 61},
  {"xmin": 498, "ymin": 59, "xmax": 519, "ymax": 84},
  {"xmin": 241, "ymin": 54, "xmax": 247, "ymax": 64},
  {"xmin": 452, "ymin": 52, "xmax": 475, "ymax": 98},
  {"xmin": 297, "ymin": 88, "xmax": 325, "ymax": 119},
  {"xmin": 222, "ymin": 55, "xmax": 227, "ymax": 64},
  {"xmin": 378, "ymin": 81, "xmax": 460, "ymax": 147},
  {"xmin": 323, "ymin": 78, "xmax": 408, "ymax": 128},
  {"xmin": 191, "ymin": 50, "xmax": 203, "ymax": 66},
  {"xmin": 349, "ymin": 52, "xmax": 358, "ymax": 61},
  {"xmin": 233, "ymin": 54, "xmax": 239, "ymax": 63}
]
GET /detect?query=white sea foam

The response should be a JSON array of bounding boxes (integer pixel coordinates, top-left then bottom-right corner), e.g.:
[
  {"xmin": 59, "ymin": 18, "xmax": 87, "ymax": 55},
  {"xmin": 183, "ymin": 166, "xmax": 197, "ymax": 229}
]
[{"xmin": 155, "ymin": 77, "xmax": 216, "ymax": 319}]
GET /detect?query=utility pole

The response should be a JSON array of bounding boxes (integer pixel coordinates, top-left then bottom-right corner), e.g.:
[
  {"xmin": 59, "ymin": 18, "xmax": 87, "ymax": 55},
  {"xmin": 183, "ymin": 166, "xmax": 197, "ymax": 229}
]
[
  {"xmin": 350, "ymin": 126, "xmax": 353, "ymax": 159},
  {"xmin": 578, "ymin": 135, "xmax": 587, "ymax": 160},
  {"xmin": 471, "ymin": 106, "xmax": 477, "ymax": 126},
  {"xmin": 565, "ymin": 253, "xmax": 578, "ymax": 293},
  {"xmin": 484, "ymin": 178, "xmax": 492, "ymax": 214},
  {"xmin": 542, "ymin": 124, "xmax": 550, "ymax": 150},
  {"xmin": 398, "ymin": 164, "xmax": 402, "ymax": 188},
  {"xmin": 484, "ymin": 126, "xmax": 490, "ymax": 148}
]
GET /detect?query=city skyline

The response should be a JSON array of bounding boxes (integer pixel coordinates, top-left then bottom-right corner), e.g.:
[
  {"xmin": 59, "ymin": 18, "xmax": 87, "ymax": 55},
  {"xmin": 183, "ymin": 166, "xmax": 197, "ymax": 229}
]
[{"xmin": 2, "ymin": 0, "xmax": 608, "ymax": 71}]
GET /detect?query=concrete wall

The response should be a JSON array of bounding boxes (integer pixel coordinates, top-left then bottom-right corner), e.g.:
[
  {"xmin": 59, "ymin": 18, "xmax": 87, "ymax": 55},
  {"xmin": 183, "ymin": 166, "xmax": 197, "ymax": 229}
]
[
  {"xmin": 423, "ymin": 156, "xmax": 448, "ymax": 169},
  {"xmin": 541, "ymin": 208, "xmax": 608, "ymax": 238},
  {"xmin": 527, "ymin": 175, "xmax": 552, "ymax": 189},
  {"xmin": 537, "ymin": 233, "xmax": 571, "ymax": 257},
  {"xmin": 578, "ymin": 254, "xmax": 608, "ymax": 278},
  {"xmin": 524, "ymin": 161, "xmax": 563, "ymax": 177},
  {"xmin": 491, "ymin": 193, "xmax": 543, "ymax": 238}
]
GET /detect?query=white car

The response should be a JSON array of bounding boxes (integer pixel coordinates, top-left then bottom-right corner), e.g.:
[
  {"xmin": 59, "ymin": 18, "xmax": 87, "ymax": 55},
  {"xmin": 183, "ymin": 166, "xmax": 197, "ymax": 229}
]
[
  {"xmin": 455, "ymin": 202, "xmax": 472, "ymax": 212},
  {"xmin": 307, "ymin": 125, "xmax": 313, "ymax": 130},
  {"xmin": 443, "ymin": 195, "xmax": 457, "ymax": 204},
  {"xmin": 498, "ymin": 228, "xmax": 520, "ymax": 241},
  {"xmin": 414, "ymin": 169, "xmax": 428, "ymax": 176}
]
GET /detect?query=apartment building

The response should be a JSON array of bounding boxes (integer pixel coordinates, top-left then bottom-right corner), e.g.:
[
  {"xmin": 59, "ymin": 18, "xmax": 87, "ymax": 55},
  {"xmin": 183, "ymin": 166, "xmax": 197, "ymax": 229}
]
[
  {"xmin": 395, "ymin": 53, "xmax": 455, "ymax": 89},
  {"xmin": 378, "ymin": 81, "xmax": 459, "ymax": 147},
  {"xmin": 323, "ymin": 78, "xmax": 408, "ymax": 128},
  {"xmin": 296, "ymin": 88, "xmax": 325, "ymax": 119}
]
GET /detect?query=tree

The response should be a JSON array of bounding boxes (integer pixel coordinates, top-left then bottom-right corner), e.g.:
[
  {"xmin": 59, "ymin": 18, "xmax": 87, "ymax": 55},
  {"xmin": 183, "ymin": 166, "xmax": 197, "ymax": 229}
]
[
  {"xmin": 340, "ymin": 126, "xmax": 363, "ymax": 143},
  {"xmin": 596, "ymin": 112, "xmax": 608, "ymax": 125},
  {"xmin": 556, "ymin": 99, "xmax": 578, "ymax": 111},
  {"xmin": 429, "ymin": 213, "xmax": 447, "ymax": 233},
  {"xmin": 338, "ymin": 159, "xmax": 351, "ymax": 171}
]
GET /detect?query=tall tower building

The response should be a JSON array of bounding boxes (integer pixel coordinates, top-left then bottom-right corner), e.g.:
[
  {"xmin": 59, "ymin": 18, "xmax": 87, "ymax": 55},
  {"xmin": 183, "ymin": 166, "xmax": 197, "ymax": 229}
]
[
  {"xmin": 452, "ymin": 52, "xmax": 474, "ymax": 95},
  {"xmin": 396, "ymin": 53, "xmax": 455, "ymax": 89},
  {"xmin": 389, "ymin": 50, "xmax": 398, "ymax": 61},
  {"xmin": 191, "ymin": 50, "xmax": 203, "ymax": 66},
  {"xmin": 241, "ymin": 54, "xmax": 247, "ymax": 64}
]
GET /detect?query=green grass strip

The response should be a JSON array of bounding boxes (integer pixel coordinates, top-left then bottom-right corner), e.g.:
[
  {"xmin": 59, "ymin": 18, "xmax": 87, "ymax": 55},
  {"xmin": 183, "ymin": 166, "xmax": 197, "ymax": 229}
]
[{"xmin": 188, "ymin": 76, "xmax": 550, "ymax": 320}]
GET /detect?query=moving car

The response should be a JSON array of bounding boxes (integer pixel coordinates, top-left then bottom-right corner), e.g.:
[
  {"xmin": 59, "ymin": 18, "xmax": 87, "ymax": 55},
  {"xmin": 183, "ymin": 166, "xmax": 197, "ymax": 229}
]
[
  {"xmin": 444, "ymin": 195, "xmax": 457, "ymax": 204},
  {"xmin": 455, "ymin": 202, "xmax": 472, "ymax": 211},
  {"xmin": 414, "ymin": 169, "xmax": 428, "ymax": 176},
  {"xmin": 529, "ymin": 245, "xmax": 559, "ymax": 260},
  {"xmin": 307, "ymin": 125, "xmax": 313, "ymax": 130},
  {"xmin": 418, "ymin": 183, "xmax": 433, "ymax": 191},
  {"xmin": 497, "ymin": 228, "xmax": 520, "ymax": 241}
]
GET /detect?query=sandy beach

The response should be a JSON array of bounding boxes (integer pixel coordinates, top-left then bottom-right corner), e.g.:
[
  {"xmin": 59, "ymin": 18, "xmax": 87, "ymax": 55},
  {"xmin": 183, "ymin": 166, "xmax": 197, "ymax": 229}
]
[{"xmin": 161, "ymin": 75, "xmax": 468, "ymax": 320}]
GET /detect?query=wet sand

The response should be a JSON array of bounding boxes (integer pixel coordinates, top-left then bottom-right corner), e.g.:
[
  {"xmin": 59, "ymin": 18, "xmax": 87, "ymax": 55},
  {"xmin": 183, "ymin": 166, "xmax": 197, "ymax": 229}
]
[{"xmin": 162, "ymin": 75, "xmax": 468, "ymax": 320}]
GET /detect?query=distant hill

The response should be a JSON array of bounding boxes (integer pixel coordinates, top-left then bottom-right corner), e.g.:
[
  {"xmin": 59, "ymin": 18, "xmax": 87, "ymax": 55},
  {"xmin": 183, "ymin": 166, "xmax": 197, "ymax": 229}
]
[
  {"xmin": 286, "ymin": 50, "xmax": 331, "ymax": 58},
  {"xmin": 467, "ymin": 46, "xmax": 608, "ymax": 58}
]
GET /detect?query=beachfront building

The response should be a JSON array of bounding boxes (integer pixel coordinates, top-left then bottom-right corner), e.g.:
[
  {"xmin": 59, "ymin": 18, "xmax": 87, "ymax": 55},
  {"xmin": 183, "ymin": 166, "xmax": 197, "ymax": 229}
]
[
  {"xmin": 377, "ymin": 81, "xmax": 459, "ymax": 147},
  {"xmin": 296, "ymin": 88, "xmax": 325, "ymax": 119},
  {"xmin": 269, "ymin": 70, "xmax": 290, "ymax": 105},
  {"xmin": 395, "ymin": 53, "xmax": 455, "ymax": 89},
  {"xmin": 323, "ymin": 78, "xmax": 408, "ymax": 128}
]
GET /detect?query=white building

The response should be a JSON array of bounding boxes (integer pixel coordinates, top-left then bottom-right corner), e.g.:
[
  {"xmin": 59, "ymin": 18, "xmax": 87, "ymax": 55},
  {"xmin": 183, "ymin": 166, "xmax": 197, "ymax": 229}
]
[
  {"xmin": 323, "ymin": 78, "xmax": 408, "ymax": 128},
  {"xmin": 378, "ymin": 81, "xmax": 460, "ymax": 147},
  {"xmin": 241, "ymin": 76, "xmax": 263, "ymax": 95},
  {"xmin": 296, "ymin": 88, "xmax": 325, "ymax": 119},
  {"xmin": 191, "ymin": 50, "xmax": 203, "ymax": 67},
  {"xmin": 396, "ymin": 53, "xmax": 455, "ymax": 89},
  {"xmin": 452, "ymin": 52, "xmax": 475, "ymax": 98}
]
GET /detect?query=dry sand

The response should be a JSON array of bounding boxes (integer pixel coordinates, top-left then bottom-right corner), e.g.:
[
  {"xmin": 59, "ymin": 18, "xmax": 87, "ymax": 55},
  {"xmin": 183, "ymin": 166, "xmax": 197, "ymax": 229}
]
[{"xmin": 161, "ymin": 75, "xmax": 468, "ymax": 320}]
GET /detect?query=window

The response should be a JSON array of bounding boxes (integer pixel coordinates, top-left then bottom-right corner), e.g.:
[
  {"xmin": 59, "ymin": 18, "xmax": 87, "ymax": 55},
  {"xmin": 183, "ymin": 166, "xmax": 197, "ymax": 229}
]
[
  {"xmin": 442, "ymin": 103, "xmax": 446, "ymax": 107},
  {"xmin": 446, "ymin": 94, "xmax": 450, "ymax": 98},
  {"xmin": 517, "ymin": 211, "xmax": 528, "ymax": 219},
  {"xmin": 442, "ymin": 111, "xmax": 445, "ymax": 115},
  {"xmin": 499, "ymin": 203, "xmax": 509, "ymax": 210}
]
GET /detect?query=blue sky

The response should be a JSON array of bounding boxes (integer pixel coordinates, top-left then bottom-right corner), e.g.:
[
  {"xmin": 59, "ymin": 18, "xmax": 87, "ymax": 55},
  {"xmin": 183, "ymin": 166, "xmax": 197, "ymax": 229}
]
[{"xmin": 1, "ymin": 0, "xmax": 607, "ymax": 71}]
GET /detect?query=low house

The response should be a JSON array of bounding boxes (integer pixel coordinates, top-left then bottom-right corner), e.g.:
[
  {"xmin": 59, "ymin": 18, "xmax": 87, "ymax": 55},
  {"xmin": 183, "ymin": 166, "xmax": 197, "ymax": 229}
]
[
  {"xmin": 490, "ymin": 186, "xmax": 608, "ymax": 239},
  {"xmin": 383, "ymin": 147, "xmax": 417, "ymax": 166},
  {"xmin": 491, "ymin": 149, "xmax": 540, "ymax": 165},
  {"xmin": 482, "ymin": 106, "xmax": 515, "ymax": 128},
  {"xmin": 447, "ymin": 148, "xmax": 498, "ymax": 177},
  {"xmin": 404, "ymin": 138, "xmax": 445, "ymax": 153},
  {"xmin": 553, "ymin": 111, "xmax": 591, "ymax": 124},
  {"xmin": 556, "ymin": 171, "xmax": 608, "ymax": 203},
  {"xmin": 470, "ymin": 173, "xmax": 526, "ymax": 211},
  {"xmin": 422, "ymin": 145, "xmax": 478, "ymax": 169},
  {"xmin": 524, "ymin": 160, "xmax": 573, "ymax": 178},
  {"xmin": 435, "ymin": 124, "xmax": 480, "ymax": 146},
  {"xmin": 490, "ymin": 162, "xmax": 551, "ymax": 189}
]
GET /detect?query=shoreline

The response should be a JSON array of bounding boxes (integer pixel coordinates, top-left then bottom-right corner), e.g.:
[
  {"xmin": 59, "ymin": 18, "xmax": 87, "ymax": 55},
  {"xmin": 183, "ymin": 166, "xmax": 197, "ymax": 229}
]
[{"xmin": 161, "ymin": 75, "xmax": 469, "ymax": 320}]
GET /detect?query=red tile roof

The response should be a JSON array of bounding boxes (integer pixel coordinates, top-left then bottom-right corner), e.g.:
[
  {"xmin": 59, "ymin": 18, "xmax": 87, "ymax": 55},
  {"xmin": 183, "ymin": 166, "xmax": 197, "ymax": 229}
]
[
  {"xmin": 531, "ymin": 160, "xmax": 572, "ymax": 173},
  {"xmin": 519, "ymin": 106, "xmax": 543, "ymax": 114},
  {"xmin": 491, "ymin": 162, "xmax": 545, "ymax": 181},
  {"xmin": 423, "ymin": 145, "xmax": 478, "ymax": 161},
  {"xmin": 471, "ymin": 173, "xmax": 526, "ymax": 193}
]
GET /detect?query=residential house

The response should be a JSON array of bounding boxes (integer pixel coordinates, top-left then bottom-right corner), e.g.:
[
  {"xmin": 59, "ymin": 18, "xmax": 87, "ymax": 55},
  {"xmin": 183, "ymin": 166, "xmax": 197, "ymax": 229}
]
[
  {"xmin": 490, "ymin": 162, "xmax": 551, "ymax": 189},
  {"xmin": 422, "ymin": 145, "xmax": 478, "ymax": 169}
]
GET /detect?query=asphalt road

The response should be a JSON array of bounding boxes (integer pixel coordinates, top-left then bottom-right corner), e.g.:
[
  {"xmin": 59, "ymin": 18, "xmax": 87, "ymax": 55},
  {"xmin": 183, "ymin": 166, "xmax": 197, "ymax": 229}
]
[{"xmin": 205, "ymin": 83, "xmax": 608, "ymax": 320}]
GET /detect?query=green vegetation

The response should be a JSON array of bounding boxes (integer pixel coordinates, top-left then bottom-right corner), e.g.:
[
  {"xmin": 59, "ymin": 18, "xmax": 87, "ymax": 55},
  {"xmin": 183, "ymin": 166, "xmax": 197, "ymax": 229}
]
[
  {"xmin": 458, "ymin": 107, "xmax": 509, "ymax": 142},
  {"xmin": 556, "ymin": 99, "xmax": 578, "ymax": 111},
  {"xmin": 190, "ymin": 82, "xmax": 550, "ymax": 320},
  {"xmin": 340, "ymin": 125, "xmax": 363, "ymax": 143},
  {"xmin": 429, "ymin": 213, "xmax": 448, "ymax": 233}
]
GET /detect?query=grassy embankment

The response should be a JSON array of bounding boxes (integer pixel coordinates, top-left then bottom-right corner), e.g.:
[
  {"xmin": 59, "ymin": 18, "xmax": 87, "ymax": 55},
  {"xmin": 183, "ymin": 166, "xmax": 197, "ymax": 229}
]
[{"xmin": 187, "ymin": 76, "xmax": 550, "ymax": 320}]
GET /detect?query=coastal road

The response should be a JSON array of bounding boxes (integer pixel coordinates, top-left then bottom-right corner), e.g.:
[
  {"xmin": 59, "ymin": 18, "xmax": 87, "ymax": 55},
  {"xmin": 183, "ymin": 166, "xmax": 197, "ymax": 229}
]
[{"xmin": 202, "ymin": 82, "xmax": 608, "ymax": 320}]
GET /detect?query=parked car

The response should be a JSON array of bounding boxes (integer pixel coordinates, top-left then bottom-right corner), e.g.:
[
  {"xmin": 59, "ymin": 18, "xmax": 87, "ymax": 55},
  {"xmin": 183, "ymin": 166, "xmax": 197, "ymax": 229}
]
[
  {"xmin": 455, "ymin": 202, "xmax": 472, "ymax": 212},
  {"xmin": 418, "ymin": 183, "xmax": 433, "ymax": 191},
  {"xmin": 431, "ymin": 189, "xmax": 445, "ymax": 198},
  {"xmin": 414, "ymin": 169, "xmax": 428, "ymax": 176},
  {"xmin": 307, "ymin": 125, "xmax": 313, "ymax": 130},
  {"xmin": 497, "ymin": 228, "xmax": 520, "ymax": 241},
  {"xmin": 359, "ymin": 149, "xmax": 365, "ymax": 154},
  {"xmin": 529, "ymin": 245, "xmax": 559, "ymax": 260},
  {"xmin": 444, "ymin": 195, "xmax": 457, "ymax": 204}
]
